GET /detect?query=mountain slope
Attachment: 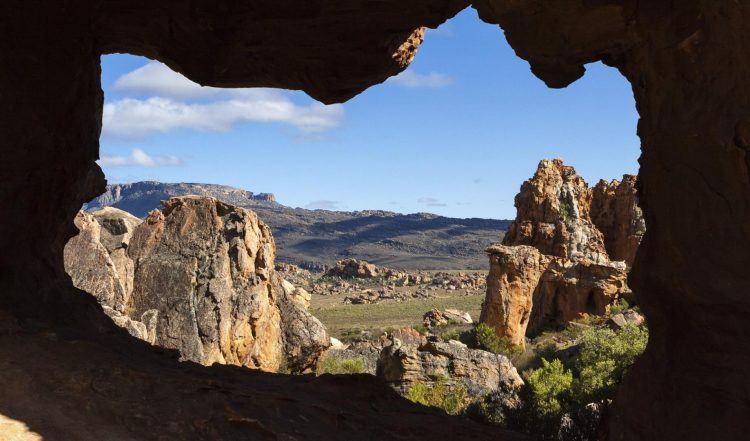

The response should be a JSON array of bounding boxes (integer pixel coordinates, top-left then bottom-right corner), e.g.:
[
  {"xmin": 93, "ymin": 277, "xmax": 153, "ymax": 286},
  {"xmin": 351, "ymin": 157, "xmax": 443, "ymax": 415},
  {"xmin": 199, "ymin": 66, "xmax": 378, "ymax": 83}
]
[{"xmin": 85, "ymin": 182, "xmax": 510, "ymax": 270}]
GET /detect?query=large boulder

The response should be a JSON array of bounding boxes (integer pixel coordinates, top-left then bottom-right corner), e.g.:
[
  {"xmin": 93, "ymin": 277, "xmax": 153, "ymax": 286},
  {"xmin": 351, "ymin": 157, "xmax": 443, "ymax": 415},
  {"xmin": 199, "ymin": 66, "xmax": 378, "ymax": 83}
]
[
  {"xmin": 66, "ymin": 197, "xmax": 330, "ymax": 372},
  {"xmin": 377, "ymin": 339, "xmax": 524, "ymax": 399},
  {"xmin": 590, "ymin": 175, "xmax": 645, "ymax": 267},
  {"xmin": 325, "ymin": 258, "xmax": 380, "ymax": 278}
]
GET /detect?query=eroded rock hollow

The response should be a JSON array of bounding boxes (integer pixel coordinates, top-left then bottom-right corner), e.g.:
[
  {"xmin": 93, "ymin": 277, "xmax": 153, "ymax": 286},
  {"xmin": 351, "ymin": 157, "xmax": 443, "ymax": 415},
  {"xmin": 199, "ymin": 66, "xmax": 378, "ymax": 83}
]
[{"xmin": 1, "ymin": 1, "xmax": 750, "ymax": 440}]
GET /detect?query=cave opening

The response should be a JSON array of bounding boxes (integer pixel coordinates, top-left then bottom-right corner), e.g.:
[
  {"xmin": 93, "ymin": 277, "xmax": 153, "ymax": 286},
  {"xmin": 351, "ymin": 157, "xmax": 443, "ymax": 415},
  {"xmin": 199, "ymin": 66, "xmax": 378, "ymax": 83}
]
[
  {"xmin": 2, "ymin": 2, "xmax": 749, "ymax": 441},
  {"xmin": 65, "ymin": 7, "xmax": 647, "ymax": 440}
]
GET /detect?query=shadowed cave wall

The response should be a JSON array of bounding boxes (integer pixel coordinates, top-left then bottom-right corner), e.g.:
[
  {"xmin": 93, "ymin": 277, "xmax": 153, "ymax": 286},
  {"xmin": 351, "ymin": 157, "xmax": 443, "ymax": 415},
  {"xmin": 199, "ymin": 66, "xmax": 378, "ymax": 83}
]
[{"xmin": 0, "ymin": 1, "xmax": 749, "ymax": 440}]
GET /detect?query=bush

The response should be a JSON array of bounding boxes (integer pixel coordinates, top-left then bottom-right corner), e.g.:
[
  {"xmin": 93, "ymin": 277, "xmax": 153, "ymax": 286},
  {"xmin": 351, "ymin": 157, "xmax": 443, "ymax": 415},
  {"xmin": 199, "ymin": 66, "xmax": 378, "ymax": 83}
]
[
  {"xmin": 571, "ymin": 324, "xmax": 648, "ymax": 405},
  {"xmin": 526, "ymin": 358, "xmax": 574, "ymax": 419},
  {"xmin": 317, "ymin": 355, "xmax": 366, "ymax": 375},
  {"xmin": 474, "ymin": 323, "xmax": 522, "ymax": 358},
  {"xmin": 609, "ymin": 298, "xmax": 631, "ymax": 316},
  {"xmin": 406, "ymin": 379, "xmax": 468, "ymax": 415}
]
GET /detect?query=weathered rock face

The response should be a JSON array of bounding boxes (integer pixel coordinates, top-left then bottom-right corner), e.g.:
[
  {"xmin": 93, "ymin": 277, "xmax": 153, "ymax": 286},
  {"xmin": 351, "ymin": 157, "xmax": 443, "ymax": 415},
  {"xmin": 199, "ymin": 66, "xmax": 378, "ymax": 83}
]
[
  {"xmin": 483, "ymin": 160, "xmax": 632, "ymax": 348},
  {"xmin": 377, "ymin": 339, "xmax": 524, "ymax": 398},
  {"xmin": 480, "ymin": 245, "xmax": 550, "ymax": 347},
  {"xmin": 591, "ymin": 176, "xmax": 645, "ymax": 267},
  {"xmin": 64, "ymin": 211, "xmax": 133, "ymax": 313},
  {"xmin": 470, "ymin": 3, "xmax": 750, "ymax": 439},
  {"xmin": 127, "ymin": 196, "xmax": 287, "ymax": 371},
  {"xmin": 531, "ymin": 259, "xmax": 630, "ymax": 334},
  {"xmin": 503, "ymin": 159, "xmax": 608, "ymax": 264},
  {"xmin": 66, "ymin": 197, "xmax": 329, "ymax": 372},
  {"xmin": 481, "ymin": 244, "xmax": 630, "ymax": 347}
]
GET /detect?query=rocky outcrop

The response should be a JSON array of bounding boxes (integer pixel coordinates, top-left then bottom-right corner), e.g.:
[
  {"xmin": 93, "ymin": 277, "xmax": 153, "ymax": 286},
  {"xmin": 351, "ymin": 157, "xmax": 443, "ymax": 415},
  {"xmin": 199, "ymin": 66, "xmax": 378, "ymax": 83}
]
[
  {"xmin": 481, "ymin": 244, "xmax": 630, "ymax": 347},
  {"xmin": 64, "ymin": 211, "xmax": 131, "ymax": 313},
  {"xmin": 531, "ymin": 259, "xmax": 630, "ymax": 334},
  {"xmin": 66, "ymin": 197, "xmax": 329, "ymax": 372},
  {"xmin": 590, "ymin": 176, "xmax": 645, "ymax": 267},
  {"xmin": 482, "ymin": 161, "xmax": 633, "ymax": 348},
  {"xmin": 377, "ymin": 339, "xmax": 524, "ymax": 399},
  {"xmin": 480, "ymin": 245, "xmax": 551, "ymax": 347},
  {"xmin": 325, "ymin": 258, "xmax": 380, "ymax": 278},
  {"xmin": 503, "ymin": 159, "xmax": 608, "ymax": 264}
]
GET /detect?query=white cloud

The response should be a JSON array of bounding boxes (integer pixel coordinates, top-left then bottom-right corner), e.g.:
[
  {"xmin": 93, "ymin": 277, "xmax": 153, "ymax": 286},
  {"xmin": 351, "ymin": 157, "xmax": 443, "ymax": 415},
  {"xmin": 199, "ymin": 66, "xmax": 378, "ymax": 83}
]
[
  {"xmin": 305, "ymin": 200, "xmax": 341, "ymax": 210},
  {"xmin": 99, "ymin": 148, "xmax": 183, "ymax": 168},
  {"xmin": 114, "ymin": 62, "xmax": 219, "ymax": 99},
  {"xmin": 104, "ymin": 61, "xmax": 344, "ymax": 139},
  {"xmin": 389, "ymin": 70, "xmax": 454, "ymax": 88},
  {"xmin": 418, "ymin": 197, "xmax": 448, "ymax": 207}
]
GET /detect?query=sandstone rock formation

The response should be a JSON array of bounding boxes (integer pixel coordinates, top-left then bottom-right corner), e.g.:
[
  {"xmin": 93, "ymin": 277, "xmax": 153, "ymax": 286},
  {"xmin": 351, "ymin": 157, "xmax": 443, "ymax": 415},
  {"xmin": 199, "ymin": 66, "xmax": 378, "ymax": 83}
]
[
  {"xmin": 482, "ymin": 161, "xmax": 634, "ymax": 348},
  {"xmin": 66, "ymin": 197, "xmax": 330, "ymax": 372},
  {"xmin": 531, "ymin": 259, "xmax": 629, "ymax": 334},
  {"xmin": 377, "ymin": 339, "xmax": 524, "ymax": 398},
  {"xmin": 482, "ymin": 244, "xmax": 630, "ymax": 347},
  {"xmin": 480, "ymin": 245, "xmax": 551, "ymax": 347},
  {"xmin": 503, "ymin": 159, "xmax": 609, "ymax": 264},
  {"xmin": 591, "ymin": 176, "xmax": 645, "ymax": 267},
  {"xmin": 5, "ymin": 1, "xmax": 750, "ymax": 439}
]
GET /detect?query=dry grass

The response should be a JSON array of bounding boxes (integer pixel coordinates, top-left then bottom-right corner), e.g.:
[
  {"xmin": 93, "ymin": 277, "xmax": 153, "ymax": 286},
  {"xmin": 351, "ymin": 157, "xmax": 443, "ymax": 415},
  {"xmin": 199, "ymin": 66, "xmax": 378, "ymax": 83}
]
[{"xmin": 310, "ymin": 290, "xmax": 485, "ymax": 338}]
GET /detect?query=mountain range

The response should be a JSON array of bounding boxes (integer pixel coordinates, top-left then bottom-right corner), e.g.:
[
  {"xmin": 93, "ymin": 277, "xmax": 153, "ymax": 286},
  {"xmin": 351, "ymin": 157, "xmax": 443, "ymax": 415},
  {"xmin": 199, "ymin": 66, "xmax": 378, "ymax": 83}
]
[{"xmin": 84, "ymin": 182, "xmax": 511, "ymax": 270}]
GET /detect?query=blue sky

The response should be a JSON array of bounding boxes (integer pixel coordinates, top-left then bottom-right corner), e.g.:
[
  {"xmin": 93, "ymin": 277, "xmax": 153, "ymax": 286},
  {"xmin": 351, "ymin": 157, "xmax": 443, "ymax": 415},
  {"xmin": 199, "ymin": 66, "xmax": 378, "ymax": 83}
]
[{"xmin": 99, "ymin": 8, "xmax": 639, "ymax": 220}]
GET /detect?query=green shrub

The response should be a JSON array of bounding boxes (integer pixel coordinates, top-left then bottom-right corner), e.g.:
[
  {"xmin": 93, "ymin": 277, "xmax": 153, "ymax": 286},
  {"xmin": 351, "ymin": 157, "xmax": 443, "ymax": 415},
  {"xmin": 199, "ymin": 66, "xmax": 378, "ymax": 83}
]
[
  {"xmin": 511, "ymin": 324, "xmax": 648, "ymax": 440},
  {"xmin": 317, "ymin": 355, "xmax": 366, "ymax": 375},
  {"xmin": 406, "ymin": 379, "xmax": 468, "ymax": 415},
  {"xmin": 526, "ymin": 358, "xmax": 573, "ymax": 419},
  {"xmin": 440, "ymin": 329, "xmax": 461, "ymax": 342},
  {"xmin": 609, "ymin": 298, "xmax": 631, "ymax": 316},
  {"xmin": 474, "ymin": 323, "xmax": 522, "ymax": 358},
  {"xmin": 571, "ymin": 324, "xmax": 648, "ymax": 405}
]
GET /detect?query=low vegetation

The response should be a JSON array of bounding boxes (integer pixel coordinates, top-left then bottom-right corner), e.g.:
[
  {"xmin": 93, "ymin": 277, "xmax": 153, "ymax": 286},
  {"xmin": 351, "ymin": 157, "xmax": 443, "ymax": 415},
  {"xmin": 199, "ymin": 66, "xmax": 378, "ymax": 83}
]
[
  {"xmin": 311, "ymin": 293, "xmax": 484, "ymax": 338},
  {"xmin": 406, "ymin": 379, "xmax": 469, "ymax": 416},
  {"xmin": 470, "ymin": 322, "xmax": 649, "ymax": 441},
  {"xmin": 317, "ymin": 355, "xmax": 366, "ymax": 375},
  {"xmin": 474, "ymin": 323, "xmax": 523, "ymax": 358}
]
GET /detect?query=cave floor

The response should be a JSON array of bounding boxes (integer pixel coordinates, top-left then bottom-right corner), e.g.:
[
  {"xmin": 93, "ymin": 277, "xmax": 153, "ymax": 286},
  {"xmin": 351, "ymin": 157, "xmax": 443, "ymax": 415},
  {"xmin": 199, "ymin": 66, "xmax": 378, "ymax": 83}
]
[{"xmin": 0, "ymin": 313, "xmax": 528, "ymax": 441}]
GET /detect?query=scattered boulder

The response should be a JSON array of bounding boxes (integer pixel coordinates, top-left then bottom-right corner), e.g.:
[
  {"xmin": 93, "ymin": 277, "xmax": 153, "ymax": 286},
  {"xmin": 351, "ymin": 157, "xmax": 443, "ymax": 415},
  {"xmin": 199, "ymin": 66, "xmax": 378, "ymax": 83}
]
[
  {"xmin": 325, "ymin": 258, "xmax": 380, "ymax": 278},
  {"xmin": 606, "ymin": 310, "xmax": 646, "ymax": 330},
  {"xmin": 423, "ymin": 309, "xmax": 449, "ymax": 328},
  {"xmin": 377, "ymin": 339, "xmax": 524, "ymax": 399},
  {"xmin": 423, "ymin": 308, "xmax": 473, "ymax": 328}
]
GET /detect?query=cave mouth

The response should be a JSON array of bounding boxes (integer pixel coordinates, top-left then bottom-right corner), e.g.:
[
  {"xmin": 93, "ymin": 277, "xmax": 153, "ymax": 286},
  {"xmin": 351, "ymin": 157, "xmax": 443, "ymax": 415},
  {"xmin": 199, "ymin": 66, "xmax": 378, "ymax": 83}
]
[
  {"xmin": 71, "ymin": 8, "xmax": 647, "ymax": 438},
  {"xmin": 2, "ymin": 2, "xmax": 748, "ymax": 440}
]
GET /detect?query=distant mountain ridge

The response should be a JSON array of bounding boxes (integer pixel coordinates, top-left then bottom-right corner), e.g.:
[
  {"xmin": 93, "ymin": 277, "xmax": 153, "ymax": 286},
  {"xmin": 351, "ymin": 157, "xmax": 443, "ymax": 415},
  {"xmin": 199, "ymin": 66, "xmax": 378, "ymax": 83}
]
[{"xmin": 85, "ymin": 182, "xmax": 511, "ymax": 270}]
